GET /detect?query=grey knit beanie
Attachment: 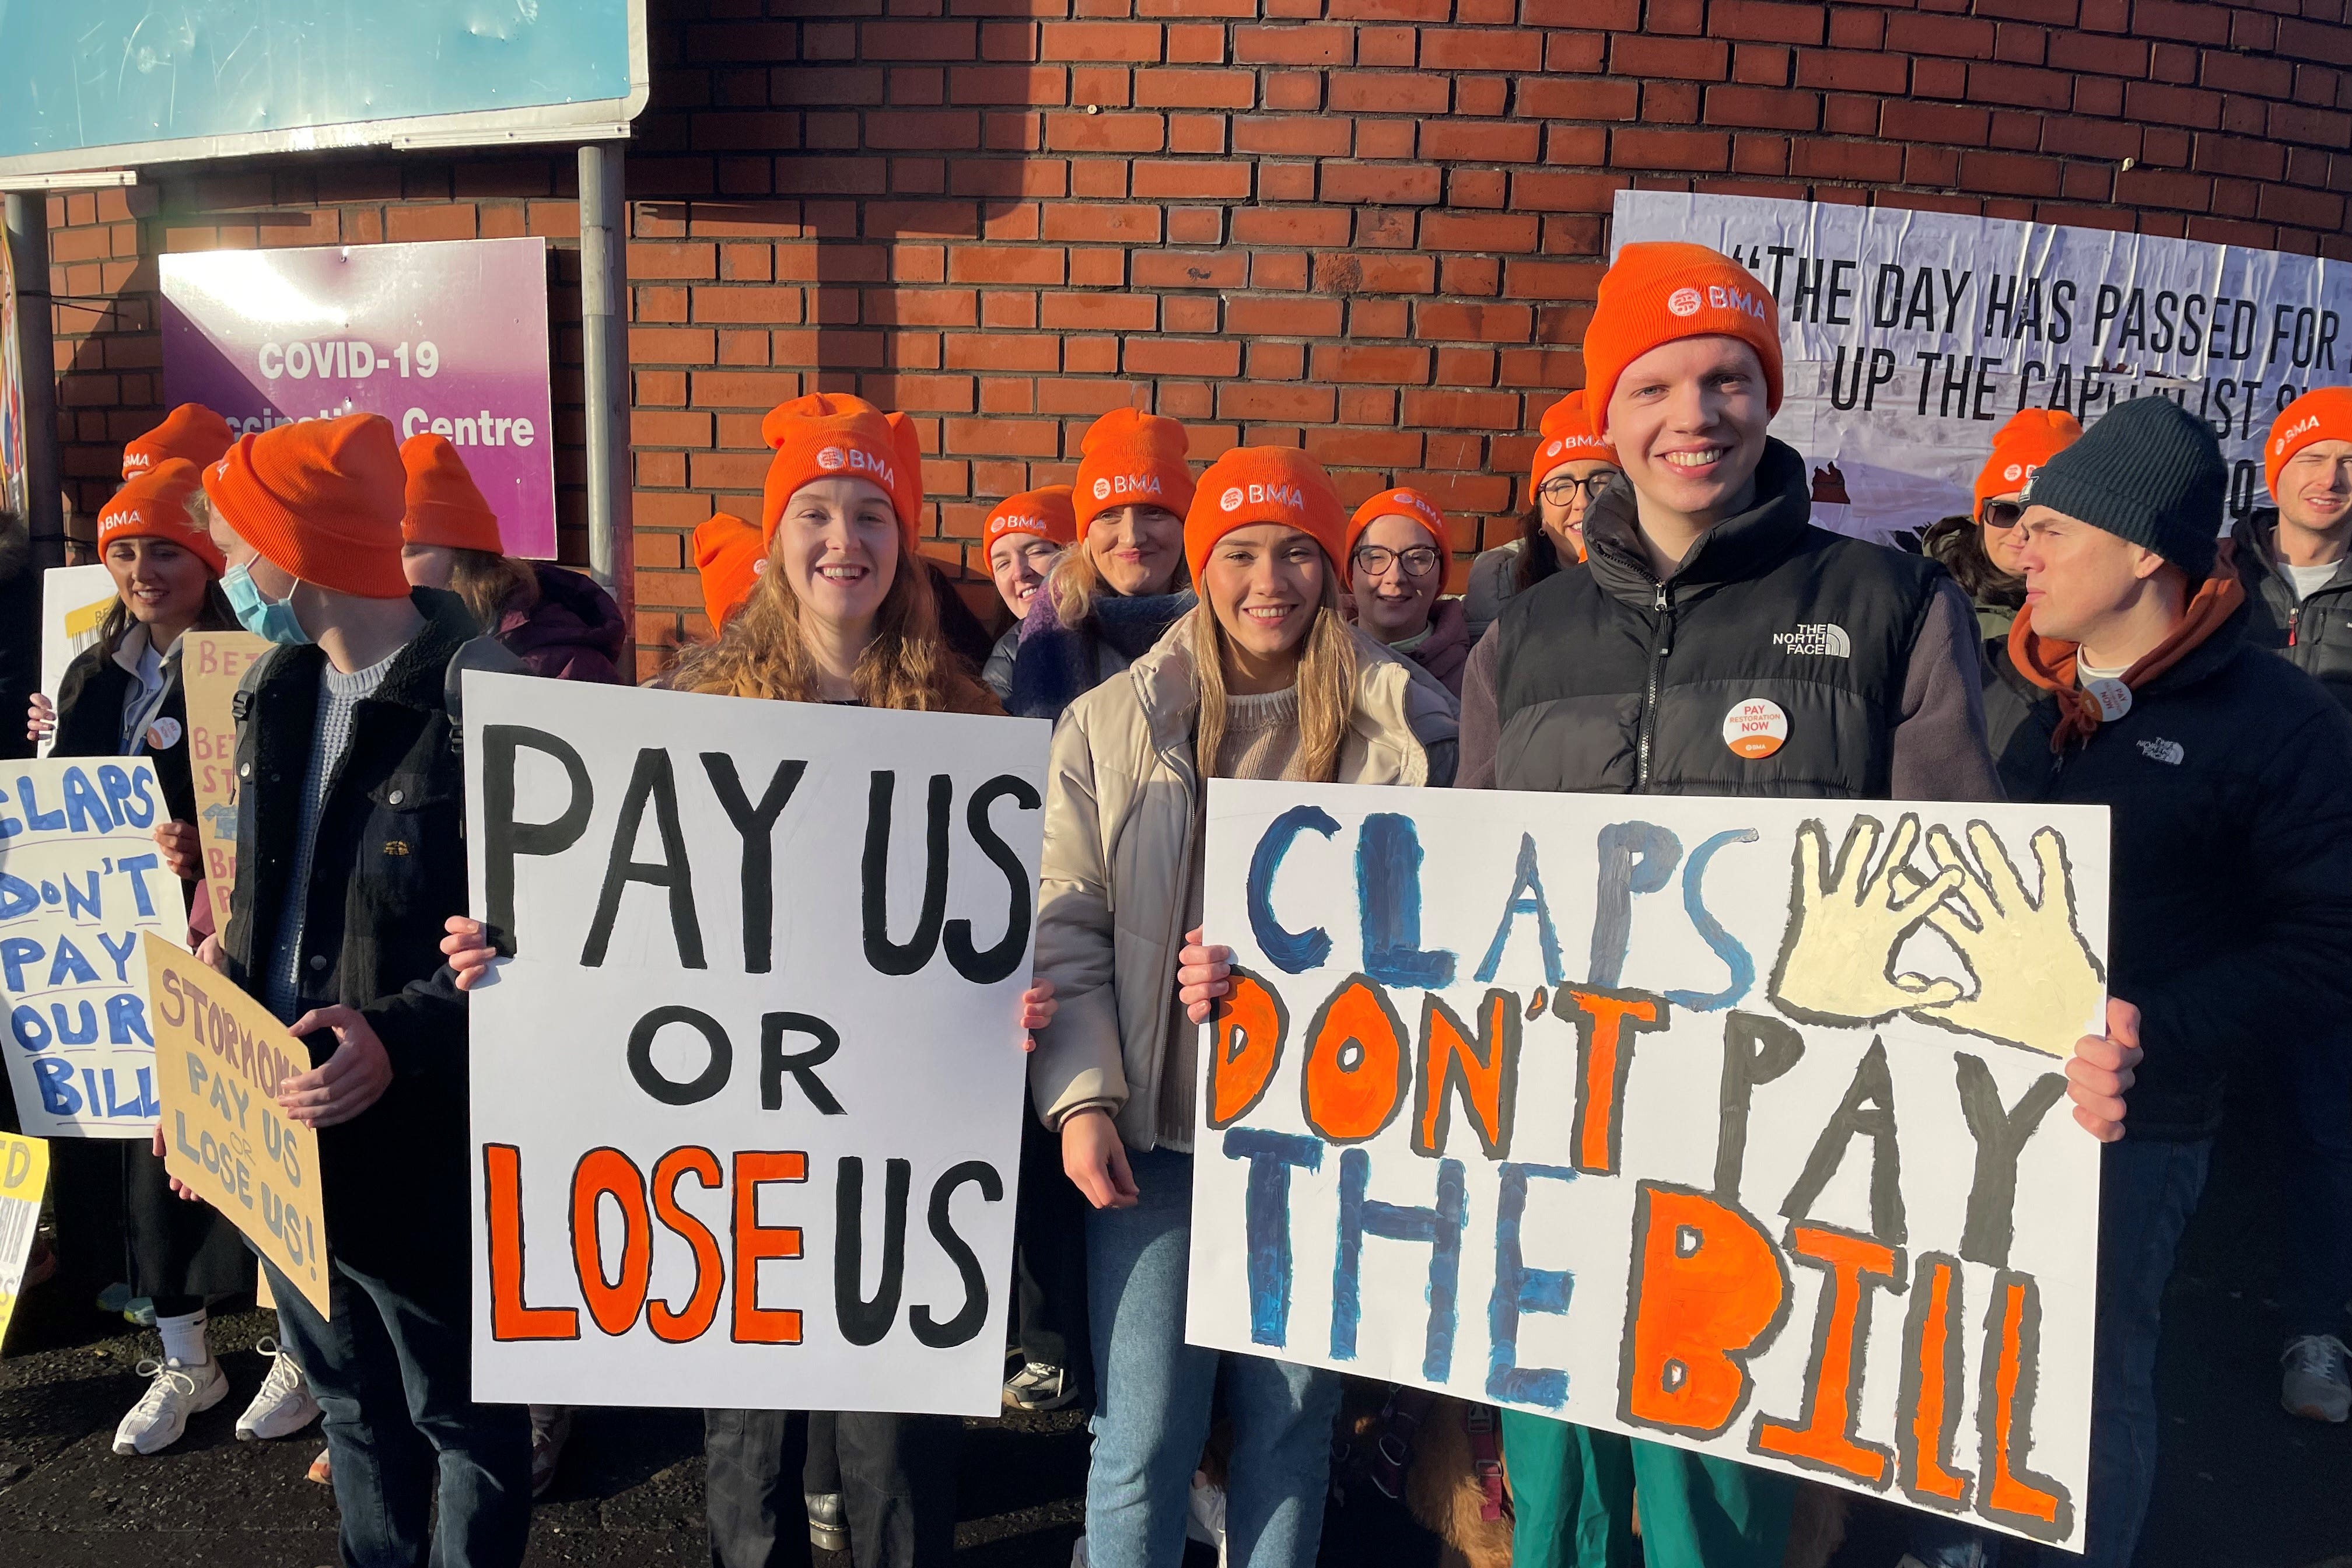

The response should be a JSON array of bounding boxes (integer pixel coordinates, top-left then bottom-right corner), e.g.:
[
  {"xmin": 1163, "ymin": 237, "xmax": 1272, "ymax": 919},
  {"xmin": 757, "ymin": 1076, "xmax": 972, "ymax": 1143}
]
[{"xmin": 2021, "ymin": 395, "xmax": 2226, "ymax": 579}]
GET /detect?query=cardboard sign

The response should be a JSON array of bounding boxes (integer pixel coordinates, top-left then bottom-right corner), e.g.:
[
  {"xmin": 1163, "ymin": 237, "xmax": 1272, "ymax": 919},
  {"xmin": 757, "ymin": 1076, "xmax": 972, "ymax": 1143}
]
[
  {"xmin": 462, "ymin": 675, "xmax": 1050, "ymax": 1414},
  {"xmin": 36, "ymin": 565, "xmax": 117, "ymax": 760},
  {"xmin": 0, "ymin": 758, "xmax": 177, "ymax": 1136},
  {"xmin": 1190, "ymin": 785, "xmax": 2110, "ymax": 1550},
  {"xmin": 145, "ymin": 935, "xmax": 330, "ymax": 1315},
  {"xmin": 0, "ymin": 1132, "xmax": 48, "ymax": 1348},
  {"xmin": 180, "ymin": 632, "xmax": 271, "ymax": 932}
]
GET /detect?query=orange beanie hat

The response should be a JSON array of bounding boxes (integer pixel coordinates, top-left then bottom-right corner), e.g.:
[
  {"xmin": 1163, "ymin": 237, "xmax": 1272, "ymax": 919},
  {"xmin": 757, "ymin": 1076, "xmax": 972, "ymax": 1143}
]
[
  {"xmin": 1073, "ymin": 409, "xmax": 1195, "ymax": 536},
  {"xmin": 1344, "ymin": 488, "xmax": 1449, "ymax": 584},
  {"xmin": 201, "ymin": 413, "xmax": 410, "ymax": 599},
  {"xmin": 694, "ymin": 512, "xmax": 768, "ymax": 631},
  {"xmin": 2267, "ymin": 387, "xmax": 2352, "ymax": 499},
  {"xmin": 96, "ymin": 460, "xmax": 227, "ymax": 578},
  {"xmin": 399, "ymin": 434, "xmax": 503, "ymax": 553},
  {"xmin": 1582, "ymin": 242, "xmax": 1783, "ymax": 436},
  {"xmin": 1184, "ymin": 447, "xmax": 1349, "ymax": 583},
  {"xmin": 124, "ymin": 404, "xmax": 236, "ymax": 480},
  {"xmin": 1976, "ymin": 409, "xmax": 2082, "ymax": 511},
  {"xmin": 985, "ymin": 485, "xmax": 1077, "ymax": 552},
  {"xmin": 1530, "ymin": 392, "xmax": 1616, "ymax": 497},
  {"xmin": 760, "ymin": 392, "xmax": 925, "ymax": 544}
]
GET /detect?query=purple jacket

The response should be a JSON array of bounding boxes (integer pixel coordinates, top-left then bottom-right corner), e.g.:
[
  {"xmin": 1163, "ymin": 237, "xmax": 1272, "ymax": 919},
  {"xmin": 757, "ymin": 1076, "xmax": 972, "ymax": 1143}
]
[{"xmin": 498, "ymin": 564, "xmax": 628, "ymax": 684}]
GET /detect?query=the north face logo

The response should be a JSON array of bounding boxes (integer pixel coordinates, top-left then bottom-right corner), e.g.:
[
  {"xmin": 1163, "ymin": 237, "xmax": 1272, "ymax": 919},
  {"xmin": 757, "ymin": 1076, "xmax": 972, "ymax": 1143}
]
[
  {"xmin": 2137, "ymin": 737, "xmax": 2185, "ymax": 765},
  {"xmin": 2276, "ymin": 414, "xmax": 2321, "ymax": 454},
  {"xmin": 1772, "ymin": 623, "xmax": 1852, "ymax": 657}
]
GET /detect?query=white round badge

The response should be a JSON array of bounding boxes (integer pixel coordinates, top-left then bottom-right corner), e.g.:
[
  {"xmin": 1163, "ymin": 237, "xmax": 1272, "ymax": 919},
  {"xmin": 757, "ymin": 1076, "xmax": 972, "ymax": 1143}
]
[
  {"xmin": 2084, "ymin": 677, "xmax": 2132, "ymax": 721},
  {"xmin": 1093, "ymin": 478, "xmax": 1111, "ymax": 501},
  {"xmin": 1668, "ymin": 286, "xmax": 1704, "ymax": 317},
  {"xmin": 145, "ymin": 717, "xmax": 183, "ymax": 751},
  {"xmin": 1220, "ymin": 487, "xmax": 1245, "ymax": 512},
  {"xmin": 816, "ymin": 446, "xmax": 846, "ymax": 471},
  {"xmin": 1723, "ymin": 697, "xmax": 1788, "ymax": 760}
]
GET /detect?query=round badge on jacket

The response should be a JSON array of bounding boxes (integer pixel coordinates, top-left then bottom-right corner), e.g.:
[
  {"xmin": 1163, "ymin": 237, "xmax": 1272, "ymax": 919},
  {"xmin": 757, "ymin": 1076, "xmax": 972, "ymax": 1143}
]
[
  {"xmin": 1723, "ymin": 697, "xmax": 1788, "ymax": 759},
  {"xmin": 145, "ymin": 717, "xmax": 183, "ymax": 751},
  {"xmin": 2083, "ymin": 677, "xmax": 2132, "ymax": 721}
]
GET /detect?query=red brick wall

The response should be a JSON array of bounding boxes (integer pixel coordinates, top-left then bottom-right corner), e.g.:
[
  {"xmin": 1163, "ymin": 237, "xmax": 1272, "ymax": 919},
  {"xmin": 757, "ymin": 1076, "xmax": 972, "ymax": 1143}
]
[{"xmin": 39, "ymin": 0, "xmax": 2352, "ymax": 677}]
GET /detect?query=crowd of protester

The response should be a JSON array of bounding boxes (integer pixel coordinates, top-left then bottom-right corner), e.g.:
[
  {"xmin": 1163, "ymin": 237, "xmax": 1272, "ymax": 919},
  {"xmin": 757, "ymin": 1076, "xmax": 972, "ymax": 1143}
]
[{"xmin": 5, "ymin": 235, "xmax": 2346, "ymax": 1568}]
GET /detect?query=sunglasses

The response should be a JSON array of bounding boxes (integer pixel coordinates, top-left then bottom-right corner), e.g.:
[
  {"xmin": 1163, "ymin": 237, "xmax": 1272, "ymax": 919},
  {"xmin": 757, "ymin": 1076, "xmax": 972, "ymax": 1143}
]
[{"xmin": 1980, "ymin": 499, "xmax": 2027, "ymax": 530}]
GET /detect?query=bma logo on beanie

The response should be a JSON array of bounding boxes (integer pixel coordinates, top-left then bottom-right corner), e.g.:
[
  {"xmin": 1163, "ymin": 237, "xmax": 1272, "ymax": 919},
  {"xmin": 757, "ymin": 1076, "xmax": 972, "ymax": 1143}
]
[
  {"xmin": 817, "ymin": 446, "xmax": 847, "ymax": 471},
  {"xmin": 2004, "ymin": 463, "xmax": 2025, "ymax": 482},
  {"xmin": 813, "ymin": 444, "xmax": 897, "ymax": 489},
  {"xmin": 2276, "ymin": 413, "xmax": 2322, "ymax": 456},
  {"xmin": 1095, "ymin": 473, "xmax": 1164, "ymax": 504},
  {"xmin": 1668, "ymin": 287, "xmax": 1703, "ymax": 317}
]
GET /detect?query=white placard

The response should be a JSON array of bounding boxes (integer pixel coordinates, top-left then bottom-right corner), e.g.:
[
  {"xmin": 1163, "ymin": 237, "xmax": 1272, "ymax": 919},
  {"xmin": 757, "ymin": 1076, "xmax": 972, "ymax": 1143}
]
[
  {"xmin": 37, "ymin": 565, "xmax": 118, "ymax": 759},
  {"xmin": 1190, "ymin": 783, "xmax": 2109, "ymax": 1550},
  {"xmin": 464, "ymin": 674, "xmax": 1049, "ymax": 1415},
  {"xmin": 1614, "ymin": 191, "xmax": 2352, "ymax": 542},
  {"xmin": 0, "ymin": 758, "xmax": 176, "ymax": 1137}
]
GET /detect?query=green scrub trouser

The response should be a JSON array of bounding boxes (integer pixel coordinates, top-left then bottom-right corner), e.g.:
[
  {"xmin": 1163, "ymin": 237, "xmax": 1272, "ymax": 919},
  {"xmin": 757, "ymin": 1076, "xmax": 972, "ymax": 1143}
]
[{"xmin": 1498, "ymin": 1412, "xmax": 1795, "ymax": 1568}]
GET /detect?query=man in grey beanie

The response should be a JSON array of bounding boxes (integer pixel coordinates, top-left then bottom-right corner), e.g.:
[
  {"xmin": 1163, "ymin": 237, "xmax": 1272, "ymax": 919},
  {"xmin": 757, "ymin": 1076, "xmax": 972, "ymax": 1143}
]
[{"xmin": 1954, "ymin": 394, "xmax": 2352, "ymax": 1568}]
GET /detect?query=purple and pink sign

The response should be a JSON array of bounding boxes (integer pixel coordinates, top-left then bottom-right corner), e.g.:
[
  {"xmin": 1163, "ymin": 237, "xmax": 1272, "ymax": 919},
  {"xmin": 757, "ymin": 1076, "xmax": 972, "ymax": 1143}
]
[{"xmin": 160, "ymin": 237, "xmax": 557, "ymax": 559}]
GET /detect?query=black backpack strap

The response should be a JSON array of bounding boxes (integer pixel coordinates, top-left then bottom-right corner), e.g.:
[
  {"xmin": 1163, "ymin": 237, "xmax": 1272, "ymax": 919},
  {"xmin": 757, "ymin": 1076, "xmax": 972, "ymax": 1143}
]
[{"xmin": 443, "ymin": 635, "xmax": 528, "ymax": 753}]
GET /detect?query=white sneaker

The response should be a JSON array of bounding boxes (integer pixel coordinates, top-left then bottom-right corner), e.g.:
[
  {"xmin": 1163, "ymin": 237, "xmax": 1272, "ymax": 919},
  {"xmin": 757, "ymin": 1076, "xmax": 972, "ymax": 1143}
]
[
  {"xmin": 1186, "ymin": 1469, "xmax": 1230, "ymax": 1567},
  {"xmin": 2283, "ymin": 1333, "xmax": 2351, "ymax": 1422},
  {"xmin": 113, "ymin": 1357, "xmax": 228, "ymax": 1455},
  {"xmin": 236, "ymin": 1338, "xmax": 320, "ymax": 1440}
]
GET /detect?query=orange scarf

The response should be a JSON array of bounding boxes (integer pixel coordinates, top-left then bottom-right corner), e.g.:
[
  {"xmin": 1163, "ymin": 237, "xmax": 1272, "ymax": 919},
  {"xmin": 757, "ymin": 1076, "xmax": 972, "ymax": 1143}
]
[{"xmin": 2007, "ymin": 563, "xmax": 2244, "ymax": 752}]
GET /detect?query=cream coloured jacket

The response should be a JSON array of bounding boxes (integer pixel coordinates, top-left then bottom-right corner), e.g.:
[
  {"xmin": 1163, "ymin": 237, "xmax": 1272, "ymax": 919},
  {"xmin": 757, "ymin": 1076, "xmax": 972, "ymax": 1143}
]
[{"xmin": 1027, "ymin": 610, "xmax": 1459, "ymax": 1149}]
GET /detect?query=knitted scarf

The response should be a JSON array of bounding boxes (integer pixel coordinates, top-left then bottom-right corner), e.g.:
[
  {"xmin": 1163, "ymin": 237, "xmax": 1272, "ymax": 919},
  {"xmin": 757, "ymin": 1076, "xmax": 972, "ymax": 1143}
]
[{"xmin": 1006, "ymin": 586, "xmax": 1196, "ymax": 720}]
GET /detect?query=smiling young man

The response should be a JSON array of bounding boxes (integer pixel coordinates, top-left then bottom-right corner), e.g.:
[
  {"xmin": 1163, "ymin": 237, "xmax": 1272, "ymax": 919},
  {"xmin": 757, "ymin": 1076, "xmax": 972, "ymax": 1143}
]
[
  {"xmin": 1985, "ymin": 394, "xmax": 2352, "ymax": 1564},
  {"xmin": 2230, "ymin": 389, "xmax": 2352, "ymax": 1427},
  {"xmin": 1454, "ymin": 241, "xmax": 2017, "ymax": 1568}
]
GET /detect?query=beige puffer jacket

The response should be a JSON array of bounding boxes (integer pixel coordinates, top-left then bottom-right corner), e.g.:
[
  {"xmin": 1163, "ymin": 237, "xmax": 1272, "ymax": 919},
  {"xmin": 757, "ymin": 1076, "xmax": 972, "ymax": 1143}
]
[{"xmin": 1027, "ymin": 610, "xmax": 1459, "ymax": 1149}]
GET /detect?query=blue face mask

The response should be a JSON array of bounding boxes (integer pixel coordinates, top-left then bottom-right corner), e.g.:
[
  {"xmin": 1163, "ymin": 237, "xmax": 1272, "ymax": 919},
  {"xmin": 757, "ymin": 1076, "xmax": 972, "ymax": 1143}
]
[{"xmin": 222, "ymin": 563, "xmax": 313, "ymax": 647}]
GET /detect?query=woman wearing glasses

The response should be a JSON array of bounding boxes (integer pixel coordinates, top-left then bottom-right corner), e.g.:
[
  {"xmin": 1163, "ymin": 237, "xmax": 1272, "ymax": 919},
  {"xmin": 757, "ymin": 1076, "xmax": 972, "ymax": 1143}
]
[
  {"xmin": 1917, "ymin": 408, "xmax": 2081, "ymax": 750},
  {"xmin": 1345, "ymin": 487, "xmax": 1473, "ymax": 696},
  {"xmin": 1465, "ymin": 391, "xmax": 1620, "ymax": 640}
]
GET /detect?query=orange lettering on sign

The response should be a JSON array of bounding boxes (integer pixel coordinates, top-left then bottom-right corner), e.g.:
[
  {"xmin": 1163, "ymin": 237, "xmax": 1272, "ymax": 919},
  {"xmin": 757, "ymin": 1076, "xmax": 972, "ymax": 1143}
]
[
  {"xmin": 1301, "ymin": 974, "xmax": 1410, "ymax": 1143},
  {"xmin": 1752, "ymin": 1224, "xmax": 1903, "ymax": 1486},
  {"xmin": 1559, "ymin": 986, "xmax": 1670, "ymax": 1175},
  {"xmin": 1620, "ymin": 1182, "xmax": 1790, "ymax": 1438},
  {"xmin": 482, "ymin": 1142, "xmax": 580, "ymax": 1342},
  {"xmin": 1899, "ymin": 1253, "xmax": 1974, "ymax": 1506},
  {"xmin": 1207, "ymin": 969, "xmax": 1289, "ymax": 1129},
  {"xmin": 570, "ymin": 1147, "xmax": 654, "ymax": 1338},
  {"xmin": 732, "ymin": 1150, "xmax": 808, "ymax": 1346}
]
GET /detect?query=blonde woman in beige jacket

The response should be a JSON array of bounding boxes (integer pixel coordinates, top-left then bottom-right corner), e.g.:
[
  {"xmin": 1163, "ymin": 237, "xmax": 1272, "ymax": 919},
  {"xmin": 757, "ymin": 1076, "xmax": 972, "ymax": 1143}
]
[{"xmin": 1028, "ymin": 447, "xmax": 1457, "ymax": 1568}]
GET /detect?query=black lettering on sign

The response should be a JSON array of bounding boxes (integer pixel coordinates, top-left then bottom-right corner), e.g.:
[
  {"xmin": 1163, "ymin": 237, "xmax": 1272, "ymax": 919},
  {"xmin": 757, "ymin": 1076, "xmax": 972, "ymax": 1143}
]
[
  {"xmin": 1716, "ymin": 1012, "xmax": 1804, "ymax": 1200},
  {"xmin": 1953, "ymin": 1055, "xmax": 2067, "ymax": 1269},
  {"xmin": 911, "ymin": 1160, "xmax": 1005, "ymax": 1348},
  {"xmin": 701, "ymin": 754, "xmax": 807, "ymax": 975},
  {"xmin": 943, "ymin": 774, "xmax": 1040, "ymax": 985},
  {"xmin": 626, "ymin": 1006, "xmax": 732, "ymax": 1106},
  {"xmin": 1781, "ymin": 1035, "xmax": 1905, "ymax": 1246},
  {"xmin": 583, "ymin": 749, "xmax": 706, "ymax": 970},
  {"xmin": 862, "ymin": 772, "xmax": 951, "ymax": 977},
  {"xmin": 761, "ymin": 1013, "xmax": 846, "ymax": 1116},
  {"xmin": 482, "ymin": 725, "xmax": 594, "ymax": 954},
  {"xmin": 835, "ymin": 1156, "xmax": 911, "ymax": 1346}
]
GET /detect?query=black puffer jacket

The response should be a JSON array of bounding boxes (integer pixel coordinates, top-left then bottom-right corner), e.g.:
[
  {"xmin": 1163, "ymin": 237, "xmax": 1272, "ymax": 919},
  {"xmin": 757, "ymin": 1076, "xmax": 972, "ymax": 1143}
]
[
  {"xmin": 220, "ymin": 589, "xmax": 478, "ymax": 1272},
  {"xmin": 1996, "ymin": 607, "xmax": 2352, "ymax": 1141},
  {"xmin": 2231, "ymin": 507, "xmax": 2352, "ymax": 711},
  {"xmin": 1489, "ymin": 440, "xmax": 1975, "ymax": 799}
]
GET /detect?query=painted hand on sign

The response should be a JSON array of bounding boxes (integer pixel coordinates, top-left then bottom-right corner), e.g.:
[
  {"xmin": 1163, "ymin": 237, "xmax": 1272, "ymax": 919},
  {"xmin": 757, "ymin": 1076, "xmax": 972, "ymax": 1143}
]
[
  {"xmin": 1768, "ymin": 814, "xmax": 1967, "ymax": 1026},
  {"xmin": 1894, "ymin": 824, "xmax": 2106, "ymax": 1059}
]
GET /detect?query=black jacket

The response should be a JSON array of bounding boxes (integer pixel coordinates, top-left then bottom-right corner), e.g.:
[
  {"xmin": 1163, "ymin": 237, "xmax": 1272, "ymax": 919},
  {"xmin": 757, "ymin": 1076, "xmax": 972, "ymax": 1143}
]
[
  {"xmin": 52, "ymin": 632, "xmax": 200, "ymax": 829},
  {"xmin": 2232, "ymin": 507, "xmax": 2352, "ymax": 710},
  {"xmin": 1492, "ymin": 440, "xmax": 1951, "ymax": 797},
  {"xmin": 1996, "ymin": 608, "xmax": 2352, "ymax": 1141},
  {"xmin": 220, "ymin": 590, "xmax": 476, "ymax": 1270}
]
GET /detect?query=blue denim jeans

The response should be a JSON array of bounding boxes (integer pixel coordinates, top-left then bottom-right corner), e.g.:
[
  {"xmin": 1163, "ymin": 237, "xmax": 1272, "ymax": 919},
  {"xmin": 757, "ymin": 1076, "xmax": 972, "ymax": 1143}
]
[
  {"xmin": 1904, "ymin": 1136, "xmax": 2211, "ymax": 1568},
  {"xmin": 264, "ymin": 1253, "xmax": 533, "ymax": 1568},
  {"xmin": 1083, "ymin": 1146, "xmax": 1342, "ymax": 1568}
]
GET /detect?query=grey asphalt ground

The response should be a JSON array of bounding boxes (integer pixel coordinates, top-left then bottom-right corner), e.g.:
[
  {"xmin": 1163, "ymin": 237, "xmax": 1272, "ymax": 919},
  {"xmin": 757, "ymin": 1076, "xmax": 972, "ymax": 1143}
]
[{"xmin": 0, "ymin": 1101, "xmax": 2339, "ymax": 1568}]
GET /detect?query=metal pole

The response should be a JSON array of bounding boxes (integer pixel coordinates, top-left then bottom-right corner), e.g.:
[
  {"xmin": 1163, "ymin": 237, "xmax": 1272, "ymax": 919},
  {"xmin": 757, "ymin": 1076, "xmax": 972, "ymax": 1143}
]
[
  {"xmin": 5, "ymin": 192, "xmax": 64, "ymax": 567},
  {"xmin": 577, "ymin": 142, "xmax": 634, "ymax": 627}
]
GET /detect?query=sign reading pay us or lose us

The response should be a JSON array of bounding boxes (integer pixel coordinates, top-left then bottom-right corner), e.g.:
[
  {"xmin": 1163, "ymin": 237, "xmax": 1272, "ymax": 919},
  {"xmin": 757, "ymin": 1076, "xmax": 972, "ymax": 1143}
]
[
  {"xmin": 144, "ymin": 935, "xmax": 330, "ymax": 1315},
  {"xmin": 0, "ymin": 758, "xmax": 177, "ymax": 1137},
  {"xmin": 463, "ymin": 675, "xmax": 1050, "ymax": 1415},
  {"xmin": 1190, "ymin": 784, "xmax": 2111, "ymax": 1549},
  {"xmin": 181, "ymin": 632, "xmax": 271, "ymax": 933}
]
